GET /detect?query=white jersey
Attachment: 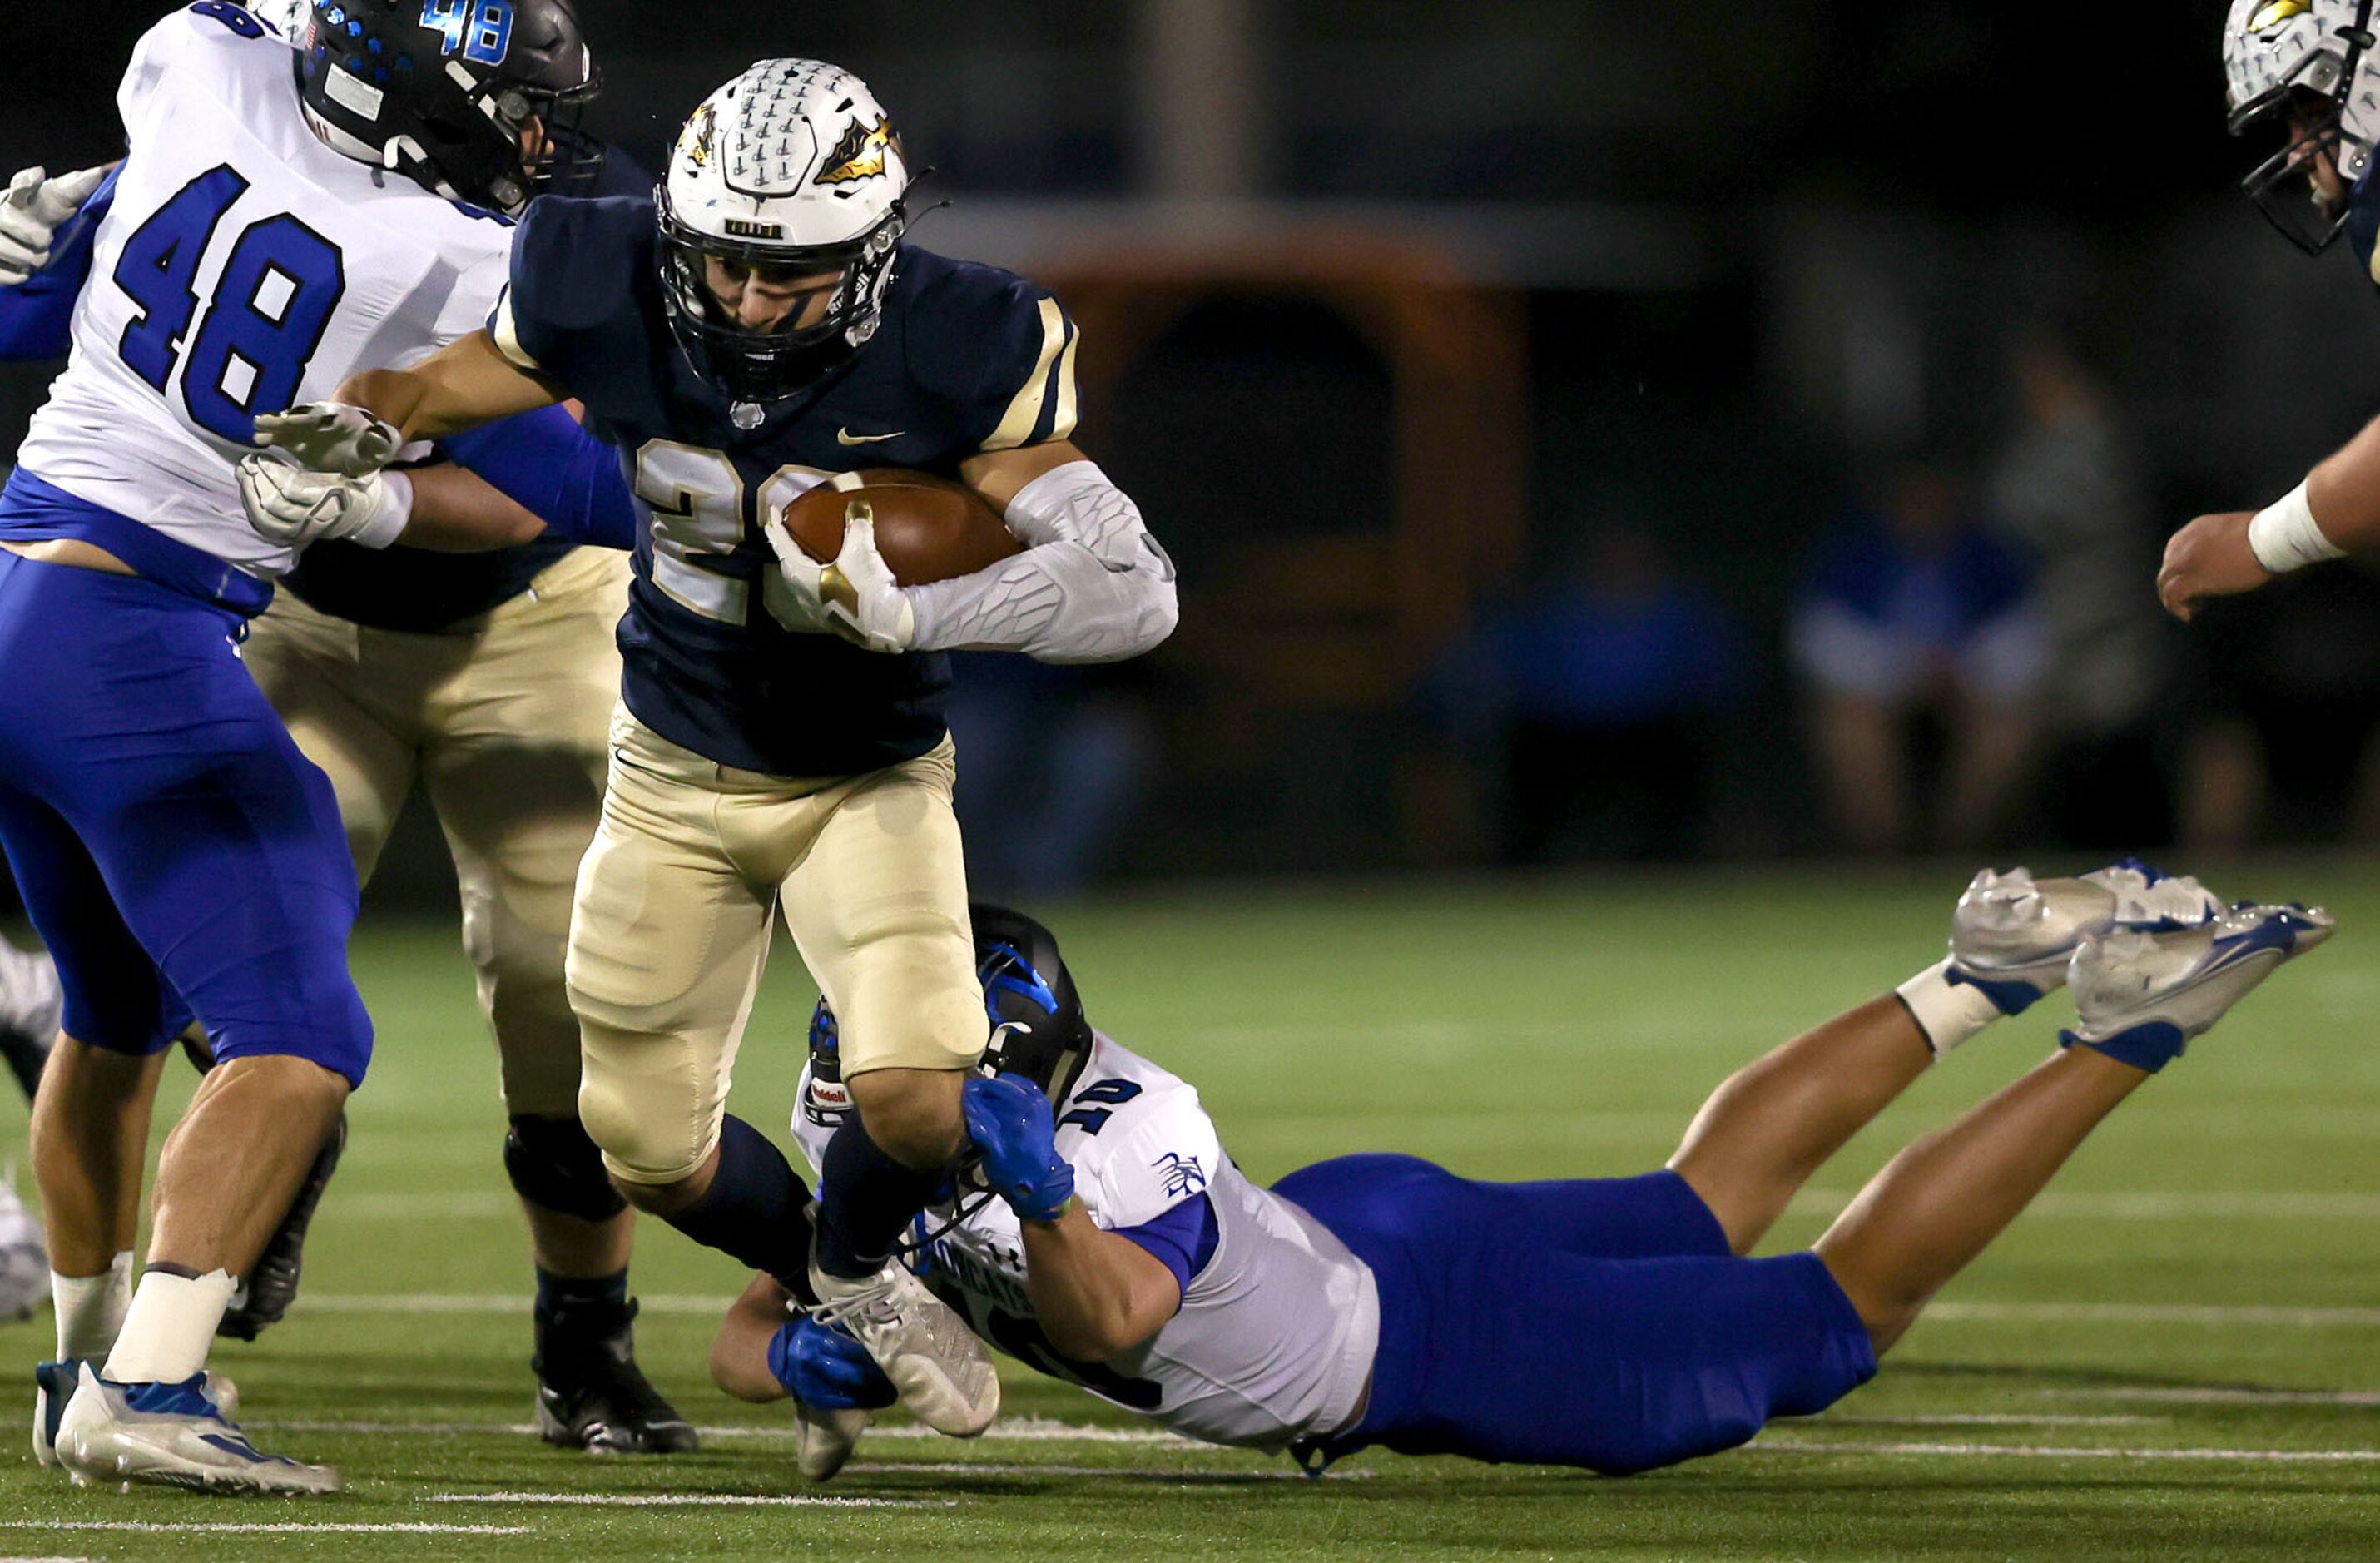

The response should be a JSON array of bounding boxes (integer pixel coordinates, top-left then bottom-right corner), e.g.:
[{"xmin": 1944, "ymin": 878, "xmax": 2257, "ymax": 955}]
[
  {"xmin": 792, "ymin": 1035, "xmax": 1379, "ymax": 1451},
  {"xmin": 13, "ymin": 5, "xmax": 513, "ymax": 578}
]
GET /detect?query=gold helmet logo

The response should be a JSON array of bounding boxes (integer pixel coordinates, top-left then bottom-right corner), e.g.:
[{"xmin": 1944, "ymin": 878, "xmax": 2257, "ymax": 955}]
[
  {"xmin": 2247, "ymin": 0, "xmax": 2312, "ymax": 32},
  {"xmin": 679, "ymin": 104, "xmax": 716, "ymax": 168},
  {"xmin": 815, "ymin": 116, "xmax": 900, "ymax": 186}
]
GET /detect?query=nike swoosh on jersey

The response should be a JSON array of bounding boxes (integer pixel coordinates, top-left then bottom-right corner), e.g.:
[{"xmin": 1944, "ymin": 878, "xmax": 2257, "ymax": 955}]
[{"xmin": 836, "ymin": 428, "xmax": 906, "ymax": 445}]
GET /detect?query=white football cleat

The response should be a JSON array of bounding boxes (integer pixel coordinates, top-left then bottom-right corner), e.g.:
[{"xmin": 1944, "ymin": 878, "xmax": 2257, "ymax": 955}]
[
  {"xmin": 809, "ymin": 1251, "xmax": 998, "ymax": 1439},
  {"xmin": 794, "ymin": 1401, "xmax": 873, "ymax": 1482},
  {"xmin": 54, "ymin": 1364, "xmax": 335, "ymax": 1495},
  {"xmin": 2065, "ymin": 901, "xmax": 2336, "ymax": 1072},
  {"xmin": 32, "ymin": 1361, "xmax": 235, "ymax": 1471},
  {"xmin": 1948, "ymin": 860, "xmax": 2221, "ymax": 1015}
]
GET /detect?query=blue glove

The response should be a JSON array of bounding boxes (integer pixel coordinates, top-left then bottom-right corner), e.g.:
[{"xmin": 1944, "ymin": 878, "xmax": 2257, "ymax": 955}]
[
  {"xmin": 767, "ymin": 1315, "xmax": 897, "ymax": 1412},
  {"xmin": 961, "ymin": 1072, "xmax": 1077, "ymax": 1222}
]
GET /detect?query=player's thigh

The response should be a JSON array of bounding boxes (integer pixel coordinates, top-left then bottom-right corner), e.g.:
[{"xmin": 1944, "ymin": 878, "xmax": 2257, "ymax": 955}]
[
  {"xmin": 9, "ymin": 578, "xmax": 370, "ymax": 1083},
  {"xmin": 568, "ymin": 713, "xmax": 776, "ymax": 1181},
  {"xmin": 776, "ymin": 737, "xmax": 981, "ymax": 1079},
  {"xmin": 241, "ymin": 591, "xmax": 418, "ymax": 883},
  {"xmin": 0, "ymin": 783, "xmax": 187, "ymax": 1055},
  {"xmin": 422, "ymin": 568, "xmax": 618, "ymax": 1116}
]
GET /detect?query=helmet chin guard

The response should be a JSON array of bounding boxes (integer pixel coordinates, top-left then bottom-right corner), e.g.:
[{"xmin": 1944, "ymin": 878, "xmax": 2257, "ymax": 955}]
[{"xmin": 657, "ymin": 60, "xmax": 914, "ymax": 411}]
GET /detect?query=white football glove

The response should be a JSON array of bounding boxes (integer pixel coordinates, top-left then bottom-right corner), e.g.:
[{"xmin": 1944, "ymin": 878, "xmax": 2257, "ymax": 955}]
[
  {"xmin": 764, "ymin": 500, "xmax": 916, "ymax": 654},
  {"xmin": 0, "ymin": 165, "xmax": 110, "ymax": 287},
  {"xmin": 252, "ymin": 402, "xmax": 405, "ymax": 478},
  {"xmin": 237, "ymin": 454, "xmax": 413, "ymax": 549}
]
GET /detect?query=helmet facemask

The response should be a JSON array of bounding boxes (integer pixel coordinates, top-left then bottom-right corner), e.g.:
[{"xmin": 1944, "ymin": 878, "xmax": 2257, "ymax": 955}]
[{"xmin": 657, "ymin": 193, "xmax": 905, "ymax": 409}]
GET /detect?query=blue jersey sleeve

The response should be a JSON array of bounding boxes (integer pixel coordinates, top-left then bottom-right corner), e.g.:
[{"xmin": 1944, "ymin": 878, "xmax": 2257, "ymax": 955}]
[
  {"xmin": 901, "ymin": 256, "xmax": 1081, "ymax": 453},
  {"xmin": 434, "ymin": 404, "xmax": 637, "ymax": 551},
  {"xmin": 0, "ymin": 166, "xmax": 117, "ymax": 362},
  {"xmin": 1108, "ymin": 1193, "xmax": 1219, "ymax": 1293}
]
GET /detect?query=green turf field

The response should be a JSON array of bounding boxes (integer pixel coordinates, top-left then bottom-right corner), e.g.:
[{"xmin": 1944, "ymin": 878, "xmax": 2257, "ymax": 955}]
[{"xmin": 2, "ymin": 862, "xmax": 2378, "ymax": 1560}]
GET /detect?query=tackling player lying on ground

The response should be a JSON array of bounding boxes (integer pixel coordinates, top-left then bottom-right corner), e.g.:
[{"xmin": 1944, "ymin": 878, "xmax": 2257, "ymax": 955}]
[
  {"xmin": 1, "ymin": 0, "xmax": 702, "ymax": 1458},
  {"xmin": 245, "ymin": 59, "xmax": 1178, "ymax": 1446},
  {"xmin": 0, "ymin": 0, "xmax": 688, "ymax": 1493},
  {"xmin": 707, "ymin": 871, "xmax": 2331, "ymax": 1481},
  {"xmin": 2161, "ymin": 1, "xmax": 2380, "ymax": 615}
]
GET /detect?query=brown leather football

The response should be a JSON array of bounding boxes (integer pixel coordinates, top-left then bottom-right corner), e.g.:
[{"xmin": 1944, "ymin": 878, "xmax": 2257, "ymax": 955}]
[{"xmin": 775, "ymin": 469, "xmax": 1022, "ymax": 586}]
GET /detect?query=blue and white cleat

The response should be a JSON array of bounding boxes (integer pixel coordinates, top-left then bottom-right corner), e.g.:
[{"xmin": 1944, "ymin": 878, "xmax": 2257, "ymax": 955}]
[
  {"xmin": 2064, "ymin": 901, "xmax": 2336, "ymax": 1074},
  {"xmin": 1947, "ymin": 860, "xmax": 2222, "ymax": 1016},
  {"xmin": 53, "ymin": 1364, "xmax": 330, "ymax": 1495},
  {"xmin": 36, "ymin": 1361, "xmax": 238, "ymax": 1471}
]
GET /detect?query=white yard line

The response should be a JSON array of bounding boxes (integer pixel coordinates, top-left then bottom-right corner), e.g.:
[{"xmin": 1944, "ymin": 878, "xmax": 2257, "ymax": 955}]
[
  {"xmin": 0, "ymin": 1521, "xmax": 530, "ymax": 1536},
  {"xmin": 2038, "ymin": 1386, "xmax": 2380, "ymax": 1407},
  {"xmin": 1748, "ymin": 1439, "xmax": 2380, "ymax": 1463},
  {"xmin": 1811, "ymin": 1415, "xmax": 2164, "ymax": 1427},
  {"xmin": 431, "ymin": 1492, "xmax": 953, "ymax": 1509},
  {"xmin": 252, "ymin": 1416, "xmax": 1189, "ymax": 1445},
  {"xmin": 1788, "ymin": 1188, "xmax": 2380, "ymax": 1220}
]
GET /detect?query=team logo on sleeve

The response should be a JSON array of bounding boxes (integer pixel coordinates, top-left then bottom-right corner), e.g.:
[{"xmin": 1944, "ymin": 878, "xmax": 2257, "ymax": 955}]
[
  {"xmin": 1153, "ymin": 1153, "xmax": 1207, "ymax": 1198},
  {"xmin": 814, "ymin": 116, "xmax": 900, "ymax": 186}
]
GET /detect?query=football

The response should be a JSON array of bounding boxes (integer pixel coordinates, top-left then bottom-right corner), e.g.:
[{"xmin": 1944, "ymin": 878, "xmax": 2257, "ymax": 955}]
[{"xmin": 775, "ymin": 469, "xmax": 1023, "ymax": 587}]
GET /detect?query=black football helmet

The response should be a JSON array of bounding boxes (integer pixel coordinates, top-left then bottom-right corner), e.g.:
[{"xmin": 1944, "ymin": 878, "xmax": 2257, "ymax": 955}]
[
  {"xmin": 971, "ymin": 904, "xmax": 1095, "ymax": 1104},
  {"xmin": 293, "ymin": 0, "xmax": 602, "ymax": 215}
]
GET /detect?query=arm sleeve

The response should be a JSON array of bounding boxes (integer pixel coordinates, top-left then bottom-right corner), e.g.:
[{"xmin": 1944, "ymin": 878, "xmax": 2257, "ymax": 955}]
[
  {"xmin": 434, "ymin": 404, "xmax": 637, "ymax": 550},
  {"xmin": 905, "ymin": 461, "xmax": 1178, "ymax": 662},
  {"xmin": 1108, "ymin": 1194, "xmax": 1219, "ymax": 1293},
  {"xmin": 0, "ymin": 167, "xmax": 115, "ymax": 362}
]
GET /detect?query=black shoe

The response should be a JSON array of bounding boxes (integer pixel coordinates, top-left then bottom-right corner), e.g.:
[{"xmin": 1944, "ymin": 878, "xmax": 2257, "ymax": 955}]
[
  {"xmin": 217, "ymin": 1112, "xmax": 346, "ymax": 1342},
  {"xmin": 533, "ymin": 1298, "xmax": 698, "ymax": 1455}
]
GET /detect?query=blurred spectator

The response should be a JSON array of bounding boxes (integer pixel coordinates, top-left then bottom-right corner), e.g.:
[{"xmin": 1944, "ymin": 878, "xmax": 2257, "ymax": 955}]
[
  {"xmin": 1987, "ymin": 330, "xmax": 2178, "ymax": 849},
  {"xmin": 945, "ymin": 653, "xmax": 1155, "ymax": 900},
  {"xmin": 1789, "ymin": 463, "xmax": 2045, "ymax": 854},
  {"xmin": 1429, "ymin": 528, "xmax": 1750, "ymax": 863}
]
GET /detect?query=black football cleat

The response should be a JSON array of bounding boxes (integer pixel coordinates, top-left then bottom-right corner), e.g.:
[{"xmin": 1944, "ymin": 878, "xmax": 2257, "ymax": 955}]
[
  {"xmin": 533, "ymin": 1298, "xmax": 698, "ymax": 1455},
  {"xmin": 217, "ymin": 1112, "xmax": 346, "ymax": 1342}
]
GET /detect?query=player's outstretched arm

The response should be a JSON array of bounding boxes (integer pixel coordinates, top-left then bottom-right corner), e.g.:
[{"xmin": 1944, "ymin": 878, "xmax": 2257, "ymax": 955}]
[
  {"xmin": 962, "ymin": 1073, "xmax": 1183, "ymax": 1362},
  {"xmin": 712, "ymin": 1273, "xmax": 798, "ymax": 1403},
  {"xmin": 343, "ymin": 329, "xmax": 566, "ymax": 445},
  {"xmin": 2159, "ymin": 414, "xmax": 2380, "ymax": 619}
]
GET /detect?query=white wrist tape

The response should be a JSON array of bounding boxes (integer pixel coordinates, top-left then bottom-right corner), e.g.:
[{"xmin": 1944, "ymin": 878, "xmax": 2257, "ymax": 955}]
[
  {"xmin": 350, "ymin": 469, "xmax": 414, "ymax": 550},
  {"xmin": 2247, "ymin": 479, "xmax": 2346, "ymax": 574}
]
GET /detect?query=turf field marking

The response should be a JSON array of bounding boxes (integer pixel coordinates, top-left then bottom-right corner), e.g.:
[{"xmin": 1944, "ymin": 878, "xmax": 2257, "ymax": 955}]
[
  {"xmin": 2039, "ymin": 1386, "xmax": 2380, "ymax": 1407},
  {"xmin": 1750, "ymin": 1439, "xmax": 2380, "ymax": 1463},
  {"xmin": 432, "ymin": 1492, "xmax": 954, "ymax": 1508},
  {"xmin": 1814, "ymin": 1415, "xmax": 2164, "ymax": 1427},
  {"xmin": 2, "ymin": 1521, "xmax": 530, "ymax": 1535},
  {"xmin": 1925, "ymin": 1301, "xmax": 2380, "ymax": 1328},
  {"xmin": 840, "ymin": 1461, "xmax": 1363, "ymax": 1481},
  {"xmin": 252, "ymin": 1416, "xmax": 1192, "ymax": 1445},
  {"xmin": 1790, "ymin": 1188, "xmax": 2380, "ymax": 1220}
]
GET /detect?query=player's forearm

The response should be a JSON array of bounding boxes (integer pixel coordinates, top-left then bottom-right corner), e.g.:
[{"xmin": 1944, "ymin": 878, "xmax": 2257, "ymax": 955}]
[
  {"xmin": 337, "ymin": 331, "xmax": 559, "ymax": 442},
  {"xmin": 391, "ymin": 464, "xmax": 550, "ymax": 552},
  {"xmin": 2303, "ymin": 414, "xmax": 2380, "ymax": 554},
  {"xmin": 906, "ymin": 539, "xmax": 1178, "ymax": 662},
  {"xmin": 710, "ymin": 1278, "xmax": 794, "ymax": 1404},
  {"xmin": 1018, "ymin": 1205, "xmax": 1178, "ymax": 1362}
]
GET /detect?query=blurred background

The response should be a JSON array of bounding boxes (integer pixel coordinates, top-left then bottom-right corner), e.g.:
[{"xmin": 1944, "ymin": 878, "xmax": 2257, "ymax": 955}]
[{"xmin": 9, "ymin": 1, "xmax": 2380, "ymax": 905}]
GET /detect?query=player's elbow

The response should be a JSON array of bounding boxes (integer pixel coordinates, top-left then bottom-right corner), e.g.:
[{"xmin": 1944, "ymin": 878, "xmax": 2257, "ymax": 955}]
[{"xmin": 1042, "ymin": 1312, "xmax": 1157, "ymax": 1363}]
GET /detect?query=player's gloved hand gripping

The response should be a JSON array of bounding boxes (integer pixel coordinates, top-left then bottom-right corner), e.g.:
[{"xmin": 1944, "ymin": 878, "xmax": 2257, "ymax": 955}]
[
  {"xmin": 768, "ymin": 1315, "xmax": 897, "ymax": 1412},
  {"xmin": 236, "ymin": 456, "xmax": 413, "ymax": 550},
  {"xmin": 764, "ymin": 499, "xmax": 916, "ymax": 654},
  {"xmin": 0, "ymin": 166, "xmax": 109, "ymax": 286},
  {"xmin": 253, "ymin": 402, "xmax": 406, "ymax": 478},
  {"xmin": 961, "ymin": 1072, "xmax": 1077, "ymax": 1223}
]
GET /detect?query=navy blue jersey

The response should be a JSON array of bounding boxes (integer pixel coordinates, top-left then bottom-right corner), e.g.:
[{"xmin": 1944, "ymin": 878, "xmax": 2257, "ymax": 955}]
[
  {"xmin": 500, "ymin": 195, "xmax": 1080, "ymax": 777},
  {"xmin": 282, "ymin": 148, "xmax": 653, "ymax": 633}
]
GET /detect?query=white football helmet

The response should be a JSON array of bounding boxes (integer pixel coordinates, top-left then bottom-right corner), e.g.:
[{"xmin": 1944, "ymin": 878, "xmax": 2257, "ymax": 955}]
[
  {"xmin": 657, "ymin": 60, "xmax": 913, "ymax": 406},
  {"xmin": 2224, "ymin": 0, "xmax": 2380, "ymax": 251}
]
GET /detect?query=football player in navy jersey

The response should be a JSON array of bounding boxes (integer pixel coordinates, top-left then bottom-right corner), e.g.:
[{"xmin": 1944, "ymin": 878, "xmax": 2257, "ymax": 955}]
[
  {"xmin": 2162, "ymin": 2, "xmax": 2380, "ymax": 610},
  {"xmin": 719, "ymin": 873, "xmax": 2330, "ymax": 1483},
  {"xmin": 252, "ymin": 59, "xmax": 1178, "ymax": 1437}
]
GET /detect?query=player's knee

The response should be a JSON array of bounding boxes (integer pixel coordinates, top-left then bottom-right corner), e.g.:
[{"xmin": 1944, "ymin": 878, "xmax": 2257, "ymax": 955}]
[
  {"xmin": 846, "ymin": 1067, "xmax": 967, "ymax": 1169},
  {"xmin": 1813, "ymin": 1248, "xmax": 1914, "ymax": 1354},
  {"xmin": 503, "ymin": 1114, "xmax": 629, "ymax": 1224}
]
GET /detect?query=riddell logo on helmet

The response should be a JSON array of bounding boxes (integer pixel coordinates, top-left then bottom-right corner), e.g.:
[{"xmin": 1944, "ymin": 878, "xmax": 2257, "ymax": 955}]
[{"xmin": 815, "ymin": 117, "xmax": 900, "ymax": 185}]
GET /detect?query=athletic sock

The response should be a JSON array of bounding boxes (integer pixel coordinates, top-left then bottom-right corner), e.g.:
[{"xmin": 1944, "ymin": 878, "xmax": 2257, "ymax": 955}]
[
  {"xmin": 1894, "ymin": 958, "xmax": 2006, "ymax": 1057},
  {"xmin": 533, "ymin": 1265, "xmax": 630, "ymax": 1326},
  {"xmin": 660, "ymin": 1115, "xmax": 815, "ymax": 1298},
  {"xmin": 101, "ymin": 1266, "xmax": 236, "ymax": 1386},
  {"xmin": 815, "ymin": 1117, "xmax": 945, "ymax": 1282},
  {"xmin": 52, "ymin": 1251, "xmax": 133, "ymax": 1362}
]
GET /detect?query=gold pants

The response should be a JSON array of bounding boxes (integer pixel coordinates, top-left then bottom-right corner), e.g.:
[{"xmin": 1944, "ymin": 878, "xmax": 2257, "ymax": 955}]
[
  {"xmin": 568, "ymin": 708, "xmax": 983, "ymax": 1184},
  {"xmin": 240, "ymin": 547, "xmax": 628, "ymax": 1117}
]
